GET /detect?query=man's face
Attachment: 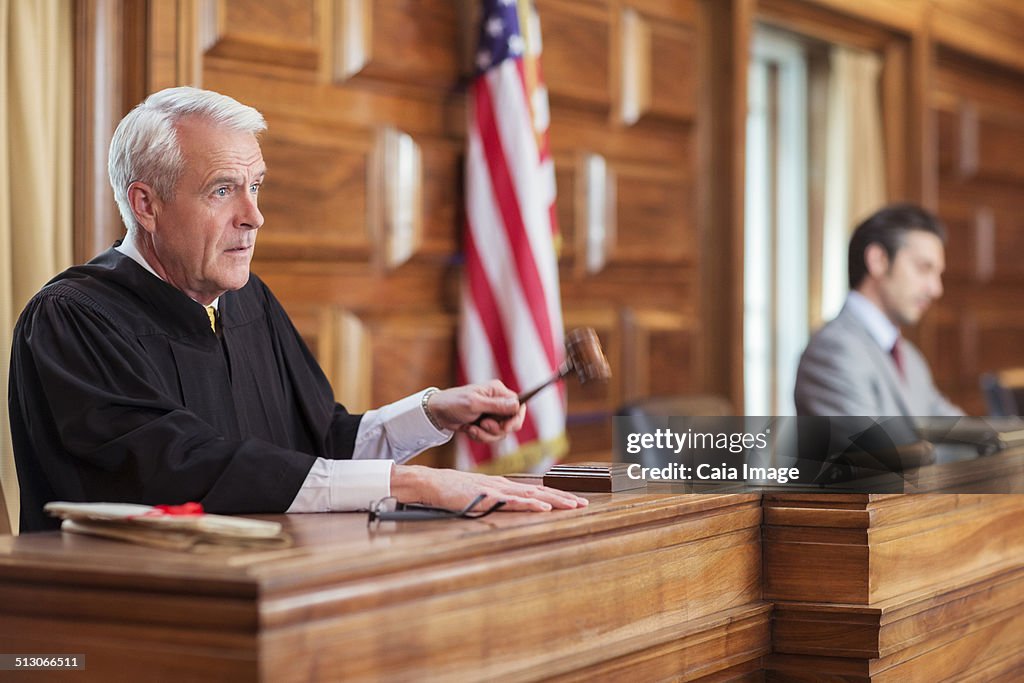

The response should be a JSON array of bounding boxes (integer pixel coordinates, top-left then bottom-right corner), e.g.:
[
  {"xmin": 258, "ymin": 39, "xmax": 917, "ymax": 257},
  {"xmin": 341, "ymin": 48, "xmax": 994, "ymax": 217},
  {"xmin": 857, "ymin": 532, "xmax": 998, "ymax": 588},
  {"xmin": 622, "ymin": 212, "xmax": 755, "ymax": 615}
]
[
  {"xmin": 873, "ymin": 230, "xmax": 946, "ymax": 326},
  {"xmin": 147, "ymin": 116, "xmax": 265, "ymax": 304}
]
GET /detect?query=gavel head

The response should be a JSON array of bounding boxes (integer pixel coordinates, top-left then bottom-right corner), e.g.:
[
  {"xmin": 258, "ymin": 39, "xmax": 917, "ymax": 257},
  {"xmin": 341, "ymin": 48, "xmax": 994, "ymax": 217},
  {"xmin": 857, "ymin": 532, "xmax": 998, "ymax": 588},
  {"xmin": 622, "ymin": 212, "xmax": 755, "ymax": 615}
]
[{"xmin": 564, "ymin": 327, "xmax": 612, "ymax": 385}]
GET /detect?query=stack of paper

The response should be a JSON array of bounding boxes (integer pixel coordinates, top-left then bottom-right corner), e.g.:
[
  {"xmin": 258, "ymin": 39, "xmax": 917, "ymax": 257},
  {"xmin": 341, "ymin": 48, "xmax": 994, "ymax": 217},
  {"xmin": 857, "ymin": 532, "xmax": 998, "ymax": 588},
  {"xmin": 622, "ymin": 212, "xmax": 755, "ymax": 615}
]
[{"xmin": 44, "ymin": 502, "xmax": 291, "ymax": 552}]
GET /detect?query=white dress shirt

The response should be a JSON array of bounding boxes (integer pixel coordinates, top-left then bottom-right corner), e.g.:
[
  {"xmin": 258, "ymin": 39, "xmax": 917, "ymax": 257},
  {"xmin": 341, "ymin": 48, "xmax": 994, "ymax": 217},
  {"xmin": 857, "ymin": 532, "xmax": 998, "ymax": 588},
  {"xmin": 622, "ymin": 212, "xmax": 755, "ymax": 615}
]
[
  {"xmin": 115, "ymin": 234, "xmax": 452, "ymax": 511},
  {"xmin": 844, "ymin": 290, "xmax": 899, "ymax": 353}
]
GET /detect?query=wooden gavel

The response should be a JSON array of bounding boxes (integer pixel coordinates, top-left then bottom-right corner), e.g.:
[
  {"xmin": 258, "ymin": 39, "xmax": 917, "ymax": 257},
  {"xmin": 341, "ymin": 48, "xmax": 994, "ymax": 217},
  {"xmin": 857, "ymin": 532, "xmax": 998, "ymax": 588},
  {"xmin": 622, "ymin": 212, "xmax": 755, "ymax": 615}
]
[
  {"xmin": 474, "ymin": 328, "xmax": 611, "ymax": 426},
  {"xmin": 518, "ymin": 327, "xmax": 612, "ymax": 403}
]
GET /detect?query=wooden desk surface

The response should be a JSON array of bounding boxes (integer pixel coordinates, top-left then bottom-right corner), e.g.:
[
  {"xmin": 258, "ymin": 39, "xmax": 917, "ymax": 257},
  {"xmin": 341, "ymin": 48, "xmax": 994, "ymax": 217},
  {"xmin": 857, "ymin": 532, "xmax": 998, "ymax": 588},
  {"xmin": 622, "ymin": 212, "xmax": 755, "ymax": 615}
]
[
  {"xmin": 0, "ymin": 490, "xmax": 769, "ymax": 682},
  {"xmin": 0, "ymin": 489, "xmax": 747, "ymax": 591}
]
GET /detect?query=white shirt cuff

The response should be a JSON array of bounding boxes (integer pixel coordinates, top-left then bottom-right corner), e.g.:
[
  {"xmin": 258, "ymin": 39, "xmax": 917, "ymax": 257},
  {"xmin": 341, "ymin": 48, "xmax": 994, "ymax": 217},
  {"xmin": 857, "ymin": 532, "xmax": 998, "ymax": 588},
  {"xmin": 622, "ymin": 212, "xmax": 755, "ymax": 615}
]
[
  {"xmin": 354, "ymin": 389, "xmax": 453, "ymax": 464},
  {"xmin": 286, "ymin": 458, "xmax": 393, "ymax": 512},
  {"xmin": 288, "ymin": 389, "xmax": 453, "ymax": 513}
]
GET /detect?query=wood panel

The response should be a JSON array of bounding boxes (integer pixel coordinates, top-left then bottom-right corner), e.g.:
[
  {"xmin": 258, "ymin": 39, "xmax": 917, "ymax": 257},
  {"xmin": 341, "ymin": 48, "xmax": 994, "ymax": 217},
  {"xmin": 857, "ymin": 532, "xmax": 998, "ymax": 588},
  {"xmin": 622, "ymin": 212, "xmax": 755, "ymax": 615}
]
[
  {"xmin": 257, "ymin": 119, "xmax": 374, "ymax": 260},
  {"xmin": 613, "ymin": 6, "xmax": 698, "ymax": 125},
  {"xmin": 287, "ymin": 305, "xmax": 454, "ymax": 467},
  {"xmin": 0, "ymin": 492, "xmax": 768, "ymax": 681},
  {"xmin": 940, "ymin": 95, "xmax": 1024, "ymax": 186},
  {"xmin": 764, "ymin": 494, "xmax": 1024, "ymax": 605},
  {"xmin": 936, "ymin": 194, "xmax": 992, "ymax": 283},
  {"xmin": 928, "ymin": 46, "xmax": 1024, "ymax": 411},
  {"xmin": 969, "ymin": 312, "xmax": 1024, "ymax": 381},
  {"xmin": 913, "ymin": 307, "xmax": 963, "ymax": 404},
  {"xmin": 613, "ymin": 160, "xmax": 695, "ymax": 265},
  {"xmin": 759, "ymin": 0, "xmax": 899, "ymax": 52},
  {"xmin": 773, "ymin": 568, "xmax": 1024, "ymax": 659},
  {"xmin": 205, "ymin": 0, "xmax": 320, "ymax": 72},
  {"xmin": 648, "ymin": 21, "xmax": 698, "ymax": 121},
  {"xmin": 351, "ymin": 0, "xmax": 462, "ymax": 88},
  {"xmin": 931, "ymin": 0, "xmax": 1024, "ymax": 73},
  {"xmin": 546, "ymin": 604, "xmax": 770, "ymax": 682},
  {"xmin": 363, "ymin": 314, "xmax": 455, "ymax": 406},
  {"xmin": 764, "ymin": 491, "xmax": 1024, "ymax": 681},
  {"xmin": 535, "ymin": 0, "xmax": 611, "ymax": 108},
  {"xmin": 622, "ymin": 309, "xmax": 701, "ymax": 402},
  {"xmin": 548, "ymin": 103, "xmax": 694, "ymax": 164},
  {"xmin": 773, "ymin": 0, "xmax": 925, "ymax": 34}
]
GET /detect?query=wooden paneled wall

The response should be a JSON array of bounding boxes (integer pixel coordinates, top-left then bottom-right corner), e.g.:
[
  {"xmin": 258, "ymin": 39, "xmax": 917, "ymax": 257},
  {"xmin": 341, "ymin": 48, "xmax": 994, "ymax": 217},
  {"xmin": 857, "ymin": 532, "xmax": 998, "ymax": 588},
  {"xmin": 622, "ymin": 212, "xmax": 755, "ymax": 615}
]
[
  {"xmin": 77, "ymin": 0, "xmax": 1024, "ymax": 459},
  {"xmin": 924, "ymin": 49, "xmax": 1024, "ymax": 415}
]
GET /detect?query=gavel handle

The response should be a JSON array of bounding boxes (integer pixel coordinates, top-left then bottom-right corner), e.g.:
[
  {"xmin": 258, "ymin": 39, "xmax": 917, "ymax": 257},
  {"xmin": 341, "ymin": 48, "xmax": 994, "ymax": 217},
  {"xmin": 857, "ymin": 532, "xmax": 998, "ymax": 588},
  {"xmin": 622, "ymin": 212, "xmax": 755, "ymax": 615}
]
[
  {"xmin": 517, "ymin": 362, "xmax": 572, "ymax": 403},
  {"xmin": 473, "ymin": 362, "xmax": 572, "ymax": 427}
]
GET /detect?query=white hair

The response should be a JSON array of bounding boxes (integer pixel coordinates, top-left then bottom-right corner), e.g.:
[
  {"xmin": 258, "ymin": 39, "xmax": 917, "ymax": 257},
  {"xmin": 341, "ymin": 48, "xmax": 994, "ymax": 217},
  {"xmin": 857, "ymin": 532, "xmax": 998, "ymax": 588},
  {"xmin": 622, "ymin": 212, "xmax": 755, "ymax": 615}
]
[{"xmin": 108, "ymin": 87, "xmax": 267, "ymax": 234}]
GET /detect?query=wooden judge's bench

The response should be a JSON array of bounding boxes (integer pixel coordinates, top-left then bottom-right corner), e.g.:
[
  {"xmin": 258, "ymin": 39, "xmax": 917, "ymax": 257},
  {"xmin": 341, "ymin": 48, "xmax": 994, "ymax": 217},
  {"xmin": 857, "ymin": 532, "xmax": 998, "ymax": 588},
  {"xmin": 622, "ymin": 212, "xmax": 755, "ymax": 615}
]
[{"xmin": 2, "ymin": 452, "xmax": 1024, "ymax": 681}]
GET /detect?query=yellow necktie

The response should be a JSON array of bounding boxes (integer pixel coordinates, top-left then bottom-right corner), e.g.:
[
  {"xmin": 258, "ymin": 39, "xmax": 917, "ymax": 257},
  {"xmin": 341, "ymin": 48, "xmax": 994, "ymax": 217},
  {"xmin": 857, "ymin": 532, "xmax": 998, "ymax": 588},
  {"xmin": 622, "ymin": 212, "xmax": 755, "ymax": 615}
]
[{"xmin": 205, "ymin": 305, "xmax": 217, "ymax": 333}]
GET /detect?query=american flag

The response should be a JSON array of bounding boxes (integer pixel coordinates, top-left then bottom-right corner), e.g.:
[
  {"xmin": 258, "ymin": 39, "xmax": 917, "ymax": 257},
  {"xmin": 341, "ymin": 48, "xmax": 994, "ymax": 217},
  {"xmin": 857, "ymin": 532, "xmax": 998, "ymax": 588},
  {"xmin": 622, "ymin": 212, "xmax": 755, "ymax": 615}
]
[{"xmin": 457, "ymin": 0, "xmax": 567, "ymax": 474}]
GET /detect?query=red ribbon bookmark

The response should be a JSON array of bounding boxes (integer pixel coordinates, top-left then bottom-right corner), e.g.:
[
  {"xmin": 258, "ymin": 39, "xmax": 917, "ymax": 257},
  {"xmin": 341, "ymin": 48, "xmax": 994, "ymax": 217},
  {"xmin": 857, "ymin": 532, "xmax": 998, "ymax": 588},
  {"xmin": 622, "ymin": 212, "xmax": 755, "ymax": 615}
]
[{"xmin": 143, "ymin": 502, "xmax": 205, "ymax": 517}]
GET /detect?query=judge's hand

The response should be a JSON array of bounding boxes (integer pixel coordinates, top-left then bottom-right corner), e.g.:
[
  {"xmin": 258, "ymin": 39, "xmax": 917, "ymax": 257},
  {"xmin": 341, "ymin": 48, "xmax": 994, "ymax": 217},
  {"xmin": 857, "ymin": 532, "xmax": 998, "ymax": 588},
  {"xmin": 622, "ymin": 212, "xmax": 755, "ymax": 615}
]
[
  {"xmin": 391, "ymin": 464, "xmax": 588, "ymax": 512},
  {"xmin": 426, "ymin": 380, "xmax": 525, "ymax": 442}
]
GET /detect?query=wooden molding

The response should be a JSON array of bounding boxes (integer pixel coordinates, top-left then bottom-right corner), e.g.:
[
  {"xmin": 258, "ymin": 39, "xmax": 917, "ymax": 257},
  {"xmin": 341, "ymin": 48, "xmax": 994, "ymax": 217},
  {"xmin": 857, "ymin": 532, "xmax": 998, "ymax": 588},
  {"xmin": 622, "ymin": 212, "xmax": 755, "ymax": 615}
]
[
  {"xmin": 974, "ymin": 205, "xmax": 996, "ymax": 283},
  {"xmin": 957, "ymin": 100, "xmax": 979, "ymax": 178},
  {"xmin": 881, "ymin": 39, "xmax": 909, "ymax": 200},
  {"xmin": 697, "ymin": 0, "xmax": 752, "ymax": 408},
  {"xmin": 765, "ymin": 491, "xmax": 1024, "ymax": 680},
  {"xmin": 575, "ymin": 152, "xmax": 617, "ymax": 277},
  {"xmin": 180, "ymin": 0, "xmax": 216, "ymax": 86},
  {"xmin": 74, "ymin": 0, "xmax": 128, "ymax": 262},
  {"xmin": 323, "ymin": 0, "xmax": 373, "ymax": 82},
  {"xmin": 456, "ymin": 0, "xmax": 479, "ymax": 80},
  {"xmin": 758, "ymin": 0, "xmax": 903, "ymax": 52},
  {"xmin": 326, "ymin": 309, "xmax": 372, "ymax": 413},
  {"xmin": 909, "ymin": 6, "xmax": 935, "ymax": 206},
  {"xmin": 930, "ymin": 3, "xmax": 1024, "ymax": 75},
  {"xmin": 146, "ymin": 0, "xmax": 215, "ymax": 89},
  {"xmin": 616, "ymin": 8, "xmax": 652, "ymax": 126},
  {"xmin": 370, "ymin": 126, "xmax": 424, "ymax": 271}
]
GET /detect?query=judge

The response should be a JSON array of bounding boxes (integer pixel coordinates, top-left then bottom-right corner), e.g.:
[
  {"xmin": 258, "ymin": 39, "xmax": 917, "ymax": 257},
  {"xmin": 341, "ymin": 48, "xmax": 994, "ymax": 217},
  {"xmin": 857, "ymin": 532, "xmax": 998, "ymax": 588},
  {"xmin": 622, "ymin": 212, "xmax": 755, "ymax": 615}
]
[{"xmin": 8, "ymin": 87, "xmax": 586, "ymax": 533}]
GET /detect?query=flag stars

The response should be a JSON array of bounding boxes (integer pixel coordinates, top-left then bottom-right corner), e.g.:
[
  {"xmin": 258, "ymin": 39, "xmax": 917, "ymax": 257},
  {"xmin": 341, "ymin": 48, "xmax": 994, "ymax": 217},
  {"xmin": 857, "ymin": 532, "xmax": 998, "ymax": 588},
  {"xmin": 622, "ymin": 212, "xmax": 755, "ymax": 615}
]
[
  {"xmin": 486, "ymin": 16, "xmax": 504, "ymax": 37},
  {"xmin": 508, "ymin": 34, "xmax": 524, "ymax": 55},
  {"xmin": 476, "ymin": 49, "xmax": 492, "ymax": 70},
  {"xmin": 499, "ymin": 0, "xmax": 515, "ymax": 6}
]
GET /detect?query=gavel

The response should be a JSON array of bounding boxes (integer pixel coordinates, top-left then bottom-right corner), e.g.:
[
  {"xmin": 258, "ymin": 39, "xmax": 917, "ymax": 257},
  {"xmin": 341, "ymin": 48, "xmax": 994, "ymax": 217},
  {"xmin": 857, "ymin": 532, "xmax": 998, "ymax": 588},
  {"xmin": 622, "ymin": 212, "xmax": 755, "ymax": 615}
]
[
  {"xmin": 517, "ymin": 327, "xmax": 612, "ymax": 403},
  {"xmin": 474, "ymin": 328, "xmax": 611, "ymax": 426}
]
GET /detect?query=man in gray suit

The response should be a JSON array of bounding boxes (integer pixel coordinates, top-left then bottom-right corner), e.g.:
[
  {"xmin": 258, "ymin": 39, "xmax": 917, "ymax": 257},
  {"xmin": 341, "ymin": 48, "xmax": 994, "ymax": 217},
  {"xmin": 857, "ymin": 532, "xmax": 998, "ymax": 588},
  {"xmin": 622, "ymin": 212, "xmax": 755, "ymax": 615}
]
[{"xmin": 795, "ymin": 204, "xmax": 963, "ymax": 417}]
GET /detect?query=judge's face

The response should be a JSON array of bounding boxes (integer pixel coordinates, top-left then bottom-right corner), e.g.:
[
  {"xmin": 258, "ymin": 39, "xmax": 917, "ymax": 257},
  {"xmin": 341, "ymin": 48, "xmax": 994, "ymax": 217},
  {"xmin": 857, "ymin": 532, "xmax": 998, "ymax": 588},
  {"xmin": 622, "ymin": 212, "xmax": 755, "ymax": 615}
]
[
  {"xmin": 871, "ymin": 230, "xmax": 945, "ymax": 327},
  {"xmin": 141, "ymin": 116, "xmax": 266, "ymax": 304}
]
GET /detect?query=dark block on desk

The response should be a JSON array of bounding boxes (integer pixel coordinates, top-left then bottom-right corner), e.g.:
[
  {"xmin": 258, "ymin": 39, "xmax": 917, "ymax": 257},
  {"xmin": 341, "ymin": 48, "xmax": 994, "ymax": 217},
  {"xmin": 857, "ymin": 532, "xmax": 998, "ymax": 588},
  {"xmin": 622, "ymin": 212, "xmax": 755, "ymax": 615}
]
[{"xmin": 543, "ymin": 462, "xmax": 647, "ymax": 492}]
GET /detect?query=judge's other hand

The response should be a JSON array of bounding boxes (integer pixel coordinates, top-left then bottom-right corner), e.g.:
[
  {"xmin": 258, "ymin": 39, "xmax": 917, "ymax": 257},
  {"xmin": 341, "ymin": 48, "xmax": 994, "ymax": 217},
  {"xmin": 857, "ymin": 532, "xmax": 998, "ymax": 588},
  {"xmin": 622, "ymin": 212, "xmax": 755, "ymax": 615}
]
[
  {"xmin": 391, "ymin": 465, "xmax": 588, "ymax": 512},
  {"xmin": 427, "ymin": 380, "xmax": 525, "ymax": 442}
]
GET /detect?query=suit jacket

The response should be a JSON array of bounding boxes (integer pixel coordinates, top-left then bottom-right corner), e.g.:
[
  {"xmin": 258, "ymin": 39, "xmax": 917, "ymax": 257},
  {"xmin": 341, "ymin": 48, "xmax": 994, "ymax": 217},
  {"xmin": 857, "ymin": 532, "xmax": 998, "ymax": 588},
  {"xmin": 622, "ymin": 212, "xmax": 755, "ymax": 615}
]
[{"xmin": 794, "ymin": 303, "xmax": 962, "ymax": 417}]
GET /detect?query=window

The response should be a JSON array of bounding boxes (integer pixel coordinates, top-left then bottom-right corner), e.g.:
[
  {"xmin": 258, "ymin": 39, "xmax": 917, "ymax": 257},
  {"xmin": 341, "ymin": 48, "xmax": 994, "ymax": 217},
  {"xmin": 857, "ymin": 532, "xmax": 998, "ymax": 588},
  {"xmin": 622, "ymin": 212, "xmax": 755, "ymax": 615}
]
[{"xmin": 744, "ymin": 27, "xmax": 809, "ymax": 416}]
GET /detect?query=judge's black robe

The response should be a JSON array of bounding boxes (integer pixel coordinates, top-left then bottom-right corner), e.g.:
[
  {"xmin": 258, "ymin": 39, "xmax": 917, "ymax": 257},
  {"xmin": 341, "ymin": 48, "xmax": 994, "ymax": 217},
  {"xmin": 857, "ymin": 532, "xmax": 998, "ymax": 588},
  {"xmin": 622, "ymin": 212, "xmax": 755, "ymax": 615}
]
[{"xmin": 9, "ymin": 246, "xmax": 361, "ymax": 532}]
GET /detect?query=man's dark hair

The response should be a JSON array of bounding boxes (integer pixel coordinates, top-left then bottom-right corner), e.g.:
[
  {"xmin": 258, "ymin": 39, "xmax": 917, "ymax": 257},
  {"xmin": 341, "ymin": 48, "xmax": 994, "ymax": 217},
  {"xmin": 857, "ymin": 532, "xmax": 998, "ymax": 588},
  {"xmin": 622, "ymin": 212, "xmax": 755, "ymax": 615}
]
[{"xmin": 847, "ymin": 204, "xmax": 947, "ymax": 290}]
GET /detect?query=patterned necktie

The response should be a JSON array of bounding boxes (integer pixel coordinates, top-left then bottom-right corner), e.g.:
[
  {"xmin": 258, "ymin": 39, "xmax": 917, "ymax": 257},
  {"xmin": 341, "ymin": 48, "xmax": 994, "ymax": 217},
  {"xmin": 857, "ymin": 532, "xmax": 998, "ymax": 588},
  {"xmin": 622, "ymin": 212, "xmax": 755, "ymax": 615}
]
[
  {"xmin": 205, "ymin": 305, "xmax": 217, "ymax": 333},
  {"xmin": 890, "ymin": 338, "xmax": 905, "ymax": 381}
]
